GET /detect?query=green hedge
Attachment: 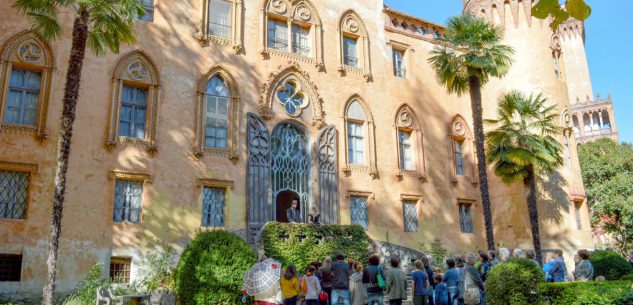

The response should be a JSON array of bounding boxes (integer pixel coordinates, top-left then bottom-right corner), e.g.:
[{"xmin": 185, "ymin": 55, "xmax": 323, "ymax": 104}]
[
  {"xmin": 622, "ymin": 274, "xmax": 633, "ymax": 281},
  {"xmin": 589, "ymin": 250, "xmax": 633, "ymax": 280},
  {"xmin": 485, "ymin": 258, "xmax": 545, "ymax": 305},
  {"xmin": 261, "ymin": 223, "xmax": 372, "ymax": 271},
  {"xmin": 175, "ymin": 231, "xmax": 256, "ymax": 305},
  {"xmin": 537, "ymin": 281, "xmax": 633, "ymax": 305}
]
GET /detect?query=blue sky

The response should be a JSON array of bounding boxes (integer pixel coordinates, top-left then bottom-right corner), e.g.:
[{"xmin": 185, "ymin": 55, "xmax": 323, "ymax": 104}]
[{"xmin": 384, "ymin": 0, "xmax": 632, "ymax": 143}]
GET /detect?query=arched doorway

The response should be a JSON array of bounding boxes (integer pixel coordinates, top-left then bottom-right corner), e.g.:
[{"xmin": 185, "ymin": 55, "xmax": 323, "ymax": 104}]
[
  {"xmin": 276, "ymin": 190, "xmax": 300, "ymax": 223},
  {"xmin": 271, "ymin": 121, "xmax": 311, "ymax": 222}
]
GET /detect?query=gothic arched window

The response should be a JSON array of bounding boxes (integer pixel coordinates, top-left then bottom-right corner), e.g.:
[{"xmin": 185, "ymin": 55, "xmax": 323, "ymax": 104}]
[
  {"xmin": 0, "ymin": 31, "xmax": 55, "ymax": 141},
  {"xmin": 342, "ymin": 96, "xmax": 377, "ymax": 178},
  {"xmin": 195, "ymin": 66, "xmax": 240, "ymax": 162},
  {"xmin": 198, "ymin": 0, "xmax": 244, "ymax": 53},
  {"xmin": 449, "ymin": 115, "xmax": 477, "ymax": 184},
  {"xmin": 338, "ymin": 10, "xmax": 372, "ymax": 81},
  {"xmin": 394, "ymin": 104, "xmax": 425, "ymax": 179}
]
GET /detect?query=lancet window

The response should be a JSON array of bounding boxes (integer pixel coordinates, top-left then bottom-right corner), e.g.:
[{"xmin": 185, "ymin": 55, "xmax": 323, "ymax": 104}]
[
  {"xmin": 198, "ymin": 0, "xmax": 244, "ymax": 53},
  {"xmin": 338, "ymin": 10, "xmax": 372, "ymax": 81}
]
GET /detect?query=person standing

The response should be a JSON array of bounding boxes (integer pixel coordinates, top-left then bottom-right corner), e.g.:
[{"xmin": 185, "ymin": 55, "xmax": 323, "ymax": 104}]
[
  {"xmin": 488, "ymin": 251, "xmax": 499, "ymax": 267},
  {"xmin": 308, "ymin": 206, "xmax": 321, "ymax": 224},
  {"xmin": 477, "ymin": 252, "xmax": 491, "ymax": 282},
  {"xmin": 454, "ymin": 256, "xmax": 466, "ymax": 305},
  {"xmin": 411, "ymin": 260, "xmax": 429, "ymax": 305},
  {"xmin": 573, "ymin": 249, "xmax": 594, "ymax": 282},
  {"xmin": 362, "ymin": 254, "xmax": 385, "ymax": 305},
  {"xmin": 422, "ymin": 256, "xmax": 435, "ymax": 305},
  {"xmin": 512, "ymin": 249, "xmax": 525, "ymax": 259},
  {"xmin": 526, "ymin": 250, "xmax": 540, "ymax": 267},
  {"xmin": 434, "ymin": 274, "xmax": 449, "ymax": 305},
  {"xmin": 442, "ymin": 258, "xmax": 460, "ymax": 305},
  {"xmin": 286, "ymin": 199, "xmax": 302, "ymax": 223},
  {"xmin": 303, "ymin": 266, "xmax": 323, "ymax": 305},
  {"xmin": 549, "ymin": 249, "xmax": 568, "ymax": 283},
  {"xmin": 459, "ymin": 253, "xmax": 485, "ymax": 305},
  {"xmin": 349, "ymin": 262, "xmax": 367, "ymax": 305},
  {"xmin": 385, "ymin": 255, "xmax": 406, "ymax": 305},
  {"xmin": 498, "ymin": 248, "xmax": 511, "ymax": 263},
  {"xmin": 319, "ymin": 257, "xmax": 333, "ymax": 305},
  {"xmin": 542, "ymin": 253, "xmax": 556, "ymax": 283},
  {"xmin": 331, "ymin": 254, "xmax": 351, "ymax": 305},
  {"xmin": 281, "ymin": 265, "xmax": 300, "ymax": 305}
]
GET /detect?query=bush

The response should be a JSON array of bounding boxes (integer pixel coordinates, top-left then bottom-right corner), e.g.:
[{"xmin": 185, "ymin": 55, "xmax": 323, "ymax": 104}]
[
  {"xmin": 538, "ymin": 281, "xmax": 633, "ymax": 305},
  {"xmin": 133, "ymin": 246, "xmax": 177, "ymax": 292},
  {"xmin": 59, "ymin": 264, "xmax": 110, "ymax": 305},
  {"xmin": 175, "ymin": 231, "xmax": 256, "ymax": 305},
  {"xmin": 485, "ymin": 258, "xmax": 545, "ymax": 305},
  {"xmin": 261, "ymin": 223, "xmax": 372, "ymax": 271},
  {"xmin": 589, "ymin": 250, "xmax": 633, "ymax": 280},
  {"xmin": 622, "ymin": 274, "xmax": 633, "ymax": 281}
]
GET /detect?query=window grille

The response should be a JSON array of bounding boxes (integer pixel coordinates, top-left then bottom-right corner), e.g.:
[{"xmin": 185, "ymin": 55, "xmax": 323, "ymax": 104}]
[
  {"xmin": 459, "ymin": 203, "xmax": 473, "ymax": 233},
  {"xmin": 208, "ymin": 0, "xmax": 232, "ymax": 38},
  {"xmin": 343, "ymin": 37, "xmax": 358, "ymax": 67},
  {"xmin": 202, "ymin": 187, "xmax": 225, "ymax": 227},
  {"xmin": 399, "ymin": 130, "xmax": 413, "ymax": 170},
  {"xmin": 454, "ymin": 140, "xmax": 465, "ymax": 175},
  {"xmin": 403, "ymin": 200, "xmax": 418, "ymax": 232},
  {"xmin": 0, "ymin": 254, "xmax": 22, "ymax": 282},
  {"xmin": 392, "ymin": 49, "xmax": 406, "ymax": 78},
  {"xmin": 347, "ymin": 122, "xmax": 364, "ymax": 164},
  {"xmin": 138, "ymin": 0, "xmax": 154, "ymax": 22},
  {"xmin": 350, "ymin": 196, "xmax": 368, "ymax": 230},
  {"xmin": 5, "ymin": 69, "xmax": 41, "ymax": 126},
  {"xmin": 268, "ymin": 19, "xmax": 288, "ymax": 51},
  {"xmin": 119, "ymin": 86, "xmax": 147, "ymax": 139},
  {"xmin": 113, "ymin": 180, "xmax": 143, "ymax": 223},
  {"xmin": 575, "ymin": 203, "xmax": 582, "ymax": 230},
  {"xmin": 205, "ymin": 76, "xmax": 229, "ymax": 149},
  {"xmin": 291, "ymin": 24, "xmax": 310, "ymax": 57},
  {"xmin": 109, "ymin": 257, "xmax": 131, "ymax": 284},
  {"xmin": 0, "ymin": 171, "xmax": 29, "ymax": 220}
]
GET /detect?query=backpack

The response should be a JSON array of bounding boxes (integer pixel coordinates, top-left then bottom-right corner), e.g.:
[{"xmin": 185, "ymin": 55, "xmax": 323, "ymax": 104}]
[
  {"xmin": 377, "ymin": 265, "xmax": 386, "ymax": 290},
  {"xmin": 464, "ymin": 269, "xmax": 481, "ymax": 305}
]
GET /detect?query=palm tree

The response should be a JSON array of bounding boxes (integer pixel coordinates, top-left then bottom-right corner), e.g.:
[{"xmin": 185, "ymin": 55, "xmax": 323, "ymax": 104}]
[
  {"xmin": 428, "ymin": 14, "xmax": 514, "ymax": 250},
  {"xmin": 485, "ymin": 91, "xmax": 564, "ymax": 264},
  {"xmin": 11, "ymin": 1, "xmax": 144, "ymax": 303}
]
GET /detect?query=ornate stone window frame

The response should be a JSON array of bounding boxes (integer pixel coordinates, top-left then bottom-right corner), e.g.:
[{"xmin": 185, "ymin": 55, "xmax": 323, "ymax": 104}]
[
  {"xmin": 197, "ymin": 178, "xmax": 233, "ymax": 229},
  {"xmin": 258, "ymin": 62, "xmax": 325, "ymax": 128},
  {"xmin": 0, "ymin": 161, "xmax": 38, "ymax": 221},
  {"xmin": 346, "ymin": 190, "xmax": 375, "ymax": 200},
  {"xmin": 194, "ymin": 66, "xmax": 240, "ymax": 163},
  {"xmin": 393, "ymin": 104, "xmax": 425, "ymax": 180},
  {"xmin": 260, "ymin": 0, "xmax": 324, "ymax": 71},
  {"xmin": 337, "ymin": 10, "xmax": 372, "ymax": 82},
  {"xmin": 448, "ymin": 115, "xmax": 478, "ymax": 185},
  {"xmin": 341, "ymin": 95, "xmax": 377, "ymax": 179},
  {"xmin": 197, "ymin": 0, "xmax": 244, "ymax": 54},
  {"xmin": 0, "ymin": 31, "xmax": 55, "ymax": 141},
  {"xmin": 106, "ymin": 51, "xmax": 160, "ymax": 154}
]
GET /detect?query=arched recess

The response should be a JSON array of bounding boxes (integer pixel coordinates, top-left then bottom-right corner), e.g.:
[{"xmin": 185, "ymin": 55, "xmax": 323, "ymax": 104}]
[
  {"xmin": 601, "ymin": 110, "xmax": 611, "ymax": 129},
  {"xmin": 337, "ymin": 10, "xmax": 372, "ymax": 82},
  {"xmin": 106, "ymin": 50, "xmax": 160, "ymax": 154},
  {"xmin": 582, "ymin": 113, "xmax": 591, "ymax": 132},
  {"xmin": 560, "ymin": 109, "xmax": 573, "ymax": 137},
  {"xmin": 0, "ymin": 31, "xmax": 55, "ymax": 141},
  {"xmin": 197, "ymin": 0, "xmax": 244, "ymax": 54},
  {"xmin": 194, "ymin": 66, "xmax": 240, "ymax": 162},
  {"xmin": 258, "ymin": 62, "xmax": 325, "ymax": 128},
  {"xmin": 448, "ymin": 115, "xmax": 477, "ymax": 184},
  {"xmin": 341, "ymin": 95, "xmax": 377, "ymax": 179},
  {"xmin": 260, "ymin": 0, "xmax": 324, "ymax": 70},
  {"xmin": 393, "ymin": 104, "xmax": 425, "ymax": 180},
  {"xmin": 572, "ymin": 114, "xmax": 580, "ymax": 135}
]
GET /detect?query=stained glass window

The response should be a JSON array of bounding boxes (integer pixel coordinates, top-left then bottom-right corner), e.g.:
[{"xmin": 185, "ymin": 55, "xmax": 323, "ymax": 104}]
[
  {"xmin": 459, "ymin": 203, "xmax": 473, "ymax": 233},
  {"xmin": 0, "ymin": 171, "xmax": 29, "ymax": 220},
  {"xmin": 350, "ymin": 196, "xmax": 368, "ymax": 230},
  {"xmin": 403, "ymin": 200, "xmax": 418, "ymax": 232},
  {"xmin": 119, "ymin": 85, "xmax": 147, "ymax": 139},
  {"xmin": 113, "ymin": 180, "xmax": 143, "ymax": 223},
  {"xmin": 209, "ymin": 0, "xmax": 232, "ymax": 38},
  {"xmin": 5, "ymin": 69, "xmax": 40, "ymax": 126},
  {"xmin": 202, "ymin": 187, "xmax": 225, "ymax": 227},
  {"xmin": 205, "ymin": 76, "xmax": 229, "ymax": 149}
]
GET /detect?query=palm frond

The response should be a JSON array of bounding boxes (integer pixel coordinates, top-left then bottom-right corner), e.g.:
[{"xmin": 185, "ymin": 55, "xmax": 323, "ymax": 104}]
[{"xmin": 12, "ymin": 0, "xmax": 64, "ymax": 40}]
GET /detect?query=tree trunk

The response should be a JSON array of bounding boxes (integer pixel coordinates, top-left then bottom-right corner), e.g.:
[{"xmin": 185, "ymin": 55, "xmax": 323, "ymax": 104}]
[
  {"xmin": 525, "ymin": 170, "xmax": 543, "ymax": 265},
  {"xmin": 42, "ymin": 10, "xmax": 90, "ymax": 305},
  {"xmin": 468, "ymin": 75, "xmax": 495, "ymax": 251}
]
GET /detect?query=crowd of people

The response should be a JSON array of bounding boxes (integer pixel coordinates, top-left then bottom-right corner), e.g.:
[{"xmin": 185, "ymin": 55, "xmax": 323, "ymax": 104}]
[{"xmin": 249, "ymin": 248, "xmax": 603, "ymax": 305}]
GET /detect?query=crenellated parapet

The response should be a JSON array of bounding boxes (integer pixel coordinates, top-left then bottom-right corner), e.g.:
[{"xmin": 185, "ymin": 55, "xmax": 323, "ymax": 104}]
[
  {"xmin": 463, "ymin": 0, "xmax": 534, "ymax": 27},
  {"xmin": 557, "ymin": 18, "xmax": 585, "ymax": 42}
]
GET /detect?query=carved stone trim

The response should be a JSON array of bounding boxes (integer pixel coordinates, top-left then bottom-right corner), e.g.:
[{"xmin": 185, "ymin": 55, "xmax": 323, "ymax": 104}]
[
  {"xmin": 0, "ymin": 161, "xmax": 38, "ymax": 173},
  {"xmin": 108, "ymin": 170, "xmax": 151, "ymax": 183},
  {"xmin": 341, "ymin": 95, "xmax": 378, "ymax": 179},
  {"xmin": 400, "ymin": 193, "xmax": 424, "ymax": 202},
  {"xmin": 337, "ymin": 10, "xmax": 372, "ymax": 82},
  {"xmin": 448, "ymin": 115, "xmax": 477, "ymax": 185},
  {"xmin": 106, "ymin": 50, "xmax": 160, "ymax": 155},
  {"xmin": 197, "ymin": 178, "xmax": 234, "ymax": 189},
  {"xmin": 346, "ymin": 190, "xmax": 374, "ymax": 200},
  {"xmin": 198, "ymin": 0, "xmax": 244, "ymax": 54},
  {"xmin": 393, "ymin": 104, "xmax": 426, "ymax": 180}
]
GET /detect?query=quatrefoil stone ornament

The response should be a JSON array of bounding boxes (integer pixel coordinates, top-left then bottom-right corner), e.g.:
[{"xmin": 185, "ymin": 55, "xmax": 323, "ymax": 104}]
[{"xmin": 277, "ymin": 80, "xmax": 309, "ymax": 117}]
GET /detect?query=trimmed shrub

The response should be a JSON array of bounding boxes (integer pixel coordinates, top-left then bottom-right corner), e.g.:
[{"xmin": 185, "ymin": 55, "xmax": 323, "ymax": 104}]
[
  {"xmin": 485, "ymin": 258, "xmax": 545, "ymax": 305},
  {"xmin": 537, "ymin": 281, "xmax": 633, "ymax": 305},
  {"xmin": 261, "ymin": 223, "xmax": 372, "ymax": 271},
  {"xmin": 175, "ymin": 231, "xmax": 256, "ymax": 305},
  {"xmin": 622, "ymin": 274, "xmax": 633, "ymax": 281},
  {"xmin": 589, "ymin": 250, "xmax": 633, "ymax": 280}
]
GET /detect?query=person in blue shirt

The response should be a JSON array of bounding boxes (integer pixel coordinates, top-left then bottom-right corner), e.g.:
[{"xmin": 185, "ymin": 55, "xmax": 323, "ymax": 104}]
[
  {"xmin": 411, "ymin": 260, "xmax": 429, "ymax": 305},
  {"xmin": 542, "ymin": 252, "xmax": 556, "ymax": 282},
  {"xmin": 434, "ymin": 274, "xmax": 449, "ymax": 305},
  {"xmin": 549, "ymin": 249, "xmax": 568, "ymax": 282},
  {"xmin": 442, "ymin": 259, "xmax": 460, "ymax": 305}
]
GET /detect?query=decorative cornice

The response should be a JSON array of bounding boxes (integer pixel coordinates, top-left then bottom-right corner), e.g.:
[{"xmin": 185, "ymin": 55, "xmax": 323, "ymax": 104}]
[
  {"xmin": 108, "ymin": 170, "xmax": 151, "ymax": 182},
  {"xmin": 197, "ymin": 178, "xmax": 234, "ymax": 189},
  {"xmin": 0, "ymin": 161, "xmax": 38, "ymax": 173},
  {"xmin": 401, "ymin": 194, "xmax": 424, "ymax": 202},
  {"xmin": 346, "ymin": 190, "xmax": 375, "ymax": 200}
]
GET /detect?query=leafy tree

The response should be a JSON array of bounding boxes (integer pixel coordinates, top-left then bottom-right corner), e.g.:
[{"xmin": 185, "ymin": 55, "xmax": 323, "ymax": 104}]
[
  {"xmin": 11, "ymin": 1, "xmax": 144, "ymax": 304},
  {"xmin": 532, "ymin": 0, "xmax": 592, "ymax": 30},
  {"xmin": 485, "ymin": 91, "xmax": 564, "ymax": 263},
  {"xmin": 578, "ymin": 138, "xmax": 633, "ymax": 254},
  {"xmin": 429, "ymin": 14, "xmax": 514, "ymax": 250}
]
